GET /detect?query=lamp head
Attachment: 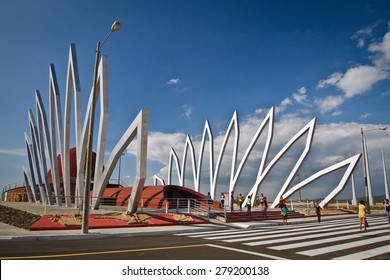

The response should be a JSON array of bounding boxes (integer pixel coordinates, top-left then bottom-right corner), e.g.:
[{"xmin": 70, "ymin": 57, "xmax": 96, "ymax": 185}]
[{"xmin": 111, "ymin": 21, "xmax": 121, "ymax": 32}]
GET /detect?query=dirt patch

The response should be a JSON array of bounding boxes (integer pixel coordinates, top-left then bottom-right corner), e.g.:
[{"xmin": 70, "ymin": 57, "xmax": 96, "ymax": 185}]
[
  {"xmin": 95, "ymin": 212, "xmax": 151, "ymax": 224},
  {"xmin": 0, "ymin": 205, "xmax": 41, "ymax": 230}
]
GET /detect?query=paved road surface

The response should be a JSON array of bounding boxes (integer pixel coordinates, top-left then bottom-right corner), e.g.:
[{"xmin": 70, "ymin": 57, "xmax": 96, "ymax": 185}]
[{"xmin": 1, "ymin": 215, "xmax": 389, "ymax": 260}]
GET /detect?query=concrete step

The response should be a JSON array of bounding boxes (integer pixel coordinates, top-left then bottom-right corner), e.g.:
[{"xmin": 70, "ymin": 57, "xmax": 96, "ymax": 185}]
[{"xmin": 216, "ymin": 209, "xmax": 306, "ymax": 223}]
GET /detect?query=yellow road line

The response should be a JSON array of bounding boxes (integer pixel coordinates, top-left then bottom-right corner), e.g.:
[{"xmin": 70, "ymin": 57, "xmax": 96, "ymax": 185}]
[{"xmin": 0, "ymin": 244, "xmax": 207, "ymax": 260}]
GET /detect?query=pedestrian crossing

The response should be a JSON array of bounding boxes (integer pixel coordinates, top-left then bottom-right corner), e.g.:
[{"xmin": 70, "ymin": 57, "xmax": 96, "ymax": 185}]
[{"xmin": 175, "ymin": 216, "xmax": 390, "ymax": 259}]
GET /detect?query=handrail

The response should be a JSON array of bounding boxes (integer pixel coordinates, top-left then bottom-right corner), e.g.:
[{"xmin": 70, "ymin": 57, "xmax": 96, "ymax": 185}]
[{"xmin": 1, "ymin": 193, "xmax": 218, "ymax": 221}]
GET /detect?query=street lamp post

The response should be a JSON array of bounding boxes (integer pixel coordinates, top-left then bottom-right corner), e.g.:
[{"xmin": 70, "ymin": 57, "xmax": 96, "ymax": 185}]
[
  {"xmin": 118, "ymin": 152, "xmax": 125, "ymax": 185},
  {"xmin": 360, "ymin": 126, "xmax": 387, "ymax": 214},
  {"xmin": 82, "ymin": 21, "xmax": 121, "ymax": 234}
]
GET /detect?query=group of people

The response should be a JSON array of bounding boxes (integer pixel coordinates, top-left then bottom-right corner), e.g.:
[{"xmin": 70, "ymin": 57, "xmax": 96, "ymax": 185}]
[
  {"xmin": 221, "ymin": 192, "xmax": 269, "ymax": 218},
  {"xmin": 219, "ymin": 193, "xmax": 390, "ymax": 227}
]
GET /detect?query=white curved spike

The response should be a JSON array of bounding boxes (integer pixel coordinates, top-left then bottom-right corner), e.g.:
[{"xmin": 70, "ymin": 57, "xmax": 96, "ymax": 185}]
[
  {"xmin": 168, "ymin": 148, "xmax": 181, "ymax": 185},
  {"xmin": 75, "ymin": 56, "xmax": 108, "ymax": 206},
  {"xmin": 212, "ymin": 111, "xmax": 239, "ymax": 198},
  {"xmin": 237, "ymin": 107, "xmax": 274, "ymax": 206},
  {"xmin": 22, "ymin": 166, "xmax": 33, "ymax": 203},
  {"xmin": 269, "ymin": 118, "xmax": 317, "ymax": 207},
  {"xmin": 196, "ymin": 120, "xmax": 214, "ymax": 195},
  {"xmin": 382, "ymin": 151, "xmax": 389, "ymax": 200},
  {"xmin": 181, "ymin": 135, "xmax": 197, "ymax": 190},
  {"xmin": 92, "ymin": 109, "xmax": 148, "ymax": 212},
  {"xmin": 63, "ymin": 43, "xmax": 82, "ymax": 207},
  {"xmin": 49, "ymin": 64, "xmax": 63, "ymax": 206},
  {"xmin": 35, "ymin": 90, "xmax": 55, "ymax": 205},
  {"xmin": 24, "ymin": 133, "xmax": 39, "ymax": 203},
  {"xmin": 92, "ymin": 56, "xmax": 109, "ymax": 195},
  {"xmin": 282, "ymin": 154, "xmax": 361, "ymax": 208},
  {"xmin": 28, "ymin": 110, "xmax": 47, "ymax": 204},
  {"xmin": 154, "ymin": 175, "xmax": 166, "ymax": 185}
]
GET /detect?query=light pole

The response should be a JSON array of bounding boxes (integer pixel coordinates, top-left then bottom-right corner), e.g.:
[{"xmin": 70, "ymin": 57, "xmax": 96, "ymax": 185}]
[
  {"xmin": 82, "ymin": 21, "xmax": 121, "ymax": 234},
  {"xmin": 118, "ymin": 152, "xmax": 125, "ymax": 185},
  {"xmin": 296, "ymin": 173, "xmax": 302, "ymax": 201},
  {"xmin": 360, "ymin": 126, "xmax": 387, "ymax": 214}
]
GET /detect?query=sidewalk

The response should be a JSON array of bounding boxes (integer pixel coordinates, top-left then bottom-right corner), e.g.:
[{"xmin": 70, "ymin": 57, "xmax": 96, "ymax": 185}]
[
  {"xmin": 0, "ymin": 201, "xmax": 227, "ymax": 240},
  {"xmin": 0, "ymin": 220, "xmax": 228, "ymax": 240}
]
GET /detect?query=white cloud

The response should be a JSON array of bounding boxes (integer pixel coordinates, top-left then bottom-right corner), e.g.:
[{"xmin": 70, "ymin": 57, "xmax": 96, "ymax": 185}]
[
  {"xmin": 339, "ymin": 65, "xmax": 388, "ymax": 98},
  {"xmin": 275, "ymin": 97, "xmax": 292, "ymax": 114},
  {"xmin": 167, "ymin": 78, "xmax": 189, "ymax": 94},
  {"xmin": 167, "ymin": 78, "xmax": 180, "ymax": 85},
  {"xmin": 316, "ymin": 26, "xmax": 390, "ymax": 114},
  {"xmin": 0, "ymin": 149, "xmax": 26, "ymax": 156},
  {"xmin": 314, "ymin": 95, "xmax": 345, "ymax": 114},
  {"xmin": 317, "ymin": 66, "xmax": 388, "ymax": 99},
  {"xmin": 292, "ymin": 87, "xmax": 308, "ymax": 105},
  {"xmin": 182, "ymin": 105, "xmax": 193, "ymax": 118},
  {"xmin": 368, "ymin": 30, "xmax": 390, "ymax": 69},
  {"xmin": 359, "ymin": 113, "xmax": 374, "ymax": 119},
  {"xmin": 127, "ymin": 131, "xmax": 186, "ymax": 164},
  {"xmin": 351, "ymin": 24, "xmax": 375, "ymax": 48},
  {"xmin": 330, "ymin": 110, "xmax": 343, "ymax": 117},
  {"xmin": 317, "ymin": 72, "xmax": 343, "ymax": 89}
]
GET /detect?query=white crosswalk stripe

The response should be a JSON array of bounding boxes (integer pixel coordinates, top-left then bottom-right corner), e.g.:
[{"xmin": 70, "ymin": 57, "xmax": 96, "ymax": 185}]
[
  {"xmin": 176, "ymin": 216, "xmax": 390, "ymax": 259},
  {"xmin": 332, "ymin": 244, "xmax": 390, "ymax": 260},
  {"xmin": 243, "ymin": 220, "xmax": 388, "ymax": 246},
  {"xmin": 269, "ymin": 227, "xmax": 390, "ymax": 250}
]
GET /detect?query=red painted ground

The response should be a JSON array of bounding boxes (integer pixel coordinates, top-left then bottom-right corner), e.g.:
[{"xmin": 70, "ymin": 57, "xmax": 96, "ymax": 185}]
[{"xmin": 30, "ymin": 213, "xmax": 207, "ymax": 231}]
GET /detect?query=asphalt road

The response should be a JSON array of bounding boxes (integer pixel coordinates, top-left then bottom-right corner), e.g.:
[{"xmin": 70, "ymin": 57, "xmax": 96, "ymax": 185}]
[{"xmin": 1, "ymin": 215, "xmax": 389, "ymax": 260}]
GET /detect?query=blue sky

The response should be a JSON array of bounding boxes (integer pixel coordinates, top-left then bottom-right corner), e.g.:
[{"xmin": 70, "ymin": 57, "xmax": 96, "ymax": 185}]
[{"xmin": 1, "ymin": 0, "xmax": 390, "ymax": 202}]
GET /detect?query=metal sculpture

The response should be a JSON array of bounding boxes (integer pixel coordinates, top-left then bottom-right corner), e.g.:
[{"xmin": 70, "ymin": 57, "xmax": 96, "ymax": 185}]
[
  {"xmin": 23, "ymin": 44, "xmax": 148, "ymax": 212},
  {"xmin": 159, "ymin": 108, "xmax": 361, "ymax": 208}
]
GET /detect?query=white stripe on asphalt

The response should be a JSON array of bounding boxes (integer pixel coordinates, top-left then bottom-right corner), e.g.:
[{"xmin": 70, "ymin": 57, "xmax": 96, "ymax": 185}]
[
  {"xmin": 232, "ymin": 220, "xmax": 386, "ymax": 244},
  {"xmin": 206, "ymin": 244, "xmax": 287, "ymax": 260},
  {"xmin": 332, "ymin": 244, "xmax": 390, "ymax": 260},
  {"xmin": 269, "ymin": 227, "xmax": 390, "ymax": 250},
  {"xmin": 297, "ymin": 235, "xmax": 390, "ymax": 256},
  {"xmin": 204, "ymin": 219, "xmax": 359, "ymax": 240}
]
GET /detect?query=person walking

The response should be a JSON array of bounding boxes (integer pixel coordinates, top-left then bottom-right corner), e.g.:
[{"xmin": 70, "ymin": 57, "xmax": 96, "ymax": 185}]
[
  {"xmin": 246, "ymin": 195, "xmax": 252, "ymax": 216},
  {"xmin": 238, "ymin": 194, "xmax": 244, "ymax": 211},
  {"xmin": 277, "ymin": 195, "xmax": 285, "ymax": 208},
  {"xmin": 259, "ymin": 193, "xmax": 264, "ymax": 209},
  {"xmin": 206, "ymin": 192, "xmax": 212, "ymax": 212},
  {"xmin": 384, "ymin": 199, "xmax": 390, "ymax": 223},
  {"xmin": 220, "ymin": 192, "xmax": 225, "ymax": 208},
  {"xmin": 281, "ymin": 204, "xmax": 288, "ymax": 225},
  {"xmin": 315, "ymin": 203, "xmax": 321, "ymax": 223},
  {"xmin": 230, "ymin": 191, "xmax": 235, "ymax": 212},
  {"xmin": 358, "ymin": 200, "xmax": 367, "ymax": 230},
  {"xmin": 262, "ymin": 196, "xmax": 268, "ymax": 219}
]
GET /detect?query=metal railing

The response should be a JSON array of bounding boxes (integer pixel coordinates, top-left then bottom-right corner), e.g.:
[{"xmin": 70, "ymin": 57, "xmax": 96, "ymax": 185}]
[{"xmin": 1, "ymin": 194, "xmax": 219, "ymax": 222}]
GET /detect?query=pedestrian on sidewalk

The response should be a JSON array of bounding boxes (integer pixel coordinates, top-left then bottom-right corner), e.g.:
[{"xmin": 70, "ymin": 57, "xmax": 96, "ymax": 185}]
[
  {"xmin": 281, "ymin": 204, "xmax": 288, "ymax": 225},
  {"xmin": 384, "ymin": 199, "xmax": 390, "ymax": 223},
  {"xmin": 230, "ymin": 191, "xmax": 235, "ymax": 212},
  {"xmin": 206, "ymin": 192, "xmax": 212, "ymax": 210},
  {"xmin": 220, "ymin": 192, "xmax": 225, "ymax": 209},
  {"xmin": 262, "ymin": 196, "xmax": 268, "ymax": 218},
  {"xmin": 259, "ymin": 193, "xmax": 264, "ymax": 209},
  {"xmin": 358, "ymin": 200, "xmax": 367, "ymax": 230},
  {"xmin": 277, "ymin": 195, "xmax": 285, "ymax": 208},
  {"xmin": 238, "ymin": 194, "xmax": 244, "ymax": 211},
  {"xmin": 246, "ymin": 195, "xmax": 252, "ymax": 216},
  {"xmin": 315, "ymin": 203, "xmax": 321, "ymax": 223}
]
